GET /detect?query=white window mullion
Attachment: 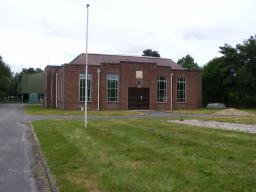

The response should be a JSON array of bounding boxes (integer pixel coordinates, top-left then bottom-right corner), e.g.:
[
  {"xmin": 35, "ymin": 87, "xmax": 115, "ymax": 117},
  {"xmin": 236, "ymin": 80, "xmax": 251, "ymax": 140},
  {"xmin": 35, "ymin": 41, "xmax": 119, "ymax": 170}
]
[
  {"xmin": 79, "ymin": 73, "xmax": 91, "ymax": 102},
  {"xmin": 177, "ymin": 77, "xmax": 186, "ymax": 102},
  {"xmin": 157, "ymin": 76, "xmax": 167, "ymax": 102}
]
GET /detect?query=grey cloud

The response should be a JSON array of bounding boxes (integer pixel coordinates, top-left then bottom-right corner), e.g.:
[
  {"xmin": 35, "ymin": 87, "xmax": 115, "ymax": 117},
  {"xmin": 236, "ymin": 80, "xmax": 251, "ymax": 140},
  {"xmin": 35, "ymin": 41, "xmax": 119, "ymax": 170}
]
[
  {"xmin": 40, "ymin": 19, "xmax": 82, "ymax": 39},
  {"xmin": 41, "ymin": 19, "xmax": 62, "ymax": 37},
  {"xmin": 179, "ymin": 26, "xmax": 234, "ymax": 40}
]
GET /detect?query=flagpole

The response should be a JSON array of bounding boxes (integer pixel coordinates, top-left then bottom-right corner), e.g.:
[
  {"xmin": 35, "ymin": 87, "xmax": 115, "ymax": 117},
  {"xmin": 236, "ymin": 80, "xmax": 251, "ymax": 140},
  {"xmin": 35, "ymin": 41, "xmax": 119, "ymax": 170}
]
[{"xmin": 85, "ymin": 4, "xmax": 90, "ymax": 128}]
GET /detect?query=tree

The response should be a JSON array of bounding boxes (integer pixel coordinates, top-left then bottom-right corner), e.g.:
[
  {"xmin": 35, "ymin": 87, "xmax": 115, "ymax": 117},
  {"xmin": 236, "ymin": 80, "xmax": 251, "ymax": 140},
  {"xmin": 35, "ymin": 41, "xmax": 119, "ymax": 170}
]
[
  {"xmin": 0, "ymin": 56, "xmax": 13, "ymax": 100},
  {"xmin": 20, "ymin": 67, "xmax": 43, "ymax": 75},
  {"xmin": 177, "ymin": 55, "xmax": 200, "ymax": 70},
  {"xmin": 142, "ymin": 49, "xmax": 160, "ymax": 57},
  {"xmin": 202, "ymin": 35, "xmax": 256, "ymax": 107},
  {"xmin": 202, "ymin": 57, "xmax": 225, "ymax": 105},
  {"xmin": 0, "ymin": 56, "xmax": 44, "ymax": 100},
  {"xmin": 15, "ymin": 67, "xmax": 43, "ymax": 82}
]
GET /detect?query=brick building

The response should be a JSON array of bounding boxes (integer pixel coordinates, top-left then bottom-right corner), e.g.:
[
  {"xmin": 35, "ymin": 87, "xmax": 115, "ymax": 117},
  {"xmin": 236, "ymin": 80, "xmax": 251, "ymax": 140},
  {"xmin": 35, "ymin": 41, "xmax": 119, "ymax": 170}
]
[{"xmin": 44, "ymin": 53, "xmax": 202, "ymax": 110}]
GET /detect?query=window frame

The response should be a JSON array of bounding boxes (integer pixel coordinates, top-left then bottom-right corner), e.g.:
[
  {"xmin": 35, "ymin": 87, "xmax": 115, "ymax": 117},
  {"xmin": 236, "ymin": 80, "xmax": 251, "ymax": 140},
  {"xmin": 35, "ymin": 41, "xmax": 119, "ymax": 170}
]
[
  {"xmin": 157, "ymin": 76, "xmax": 168, "ymax": 103},
  {"xmin": 107, "ymin": 74, "xmax": 119, "ymax": 102},
  {"xmin": 176, "ymin": 77, "xmax": 186, "ymax": 103},
  {"xmin": 79, "ymin": 73, "xmax": 92, "ymax": 102}
]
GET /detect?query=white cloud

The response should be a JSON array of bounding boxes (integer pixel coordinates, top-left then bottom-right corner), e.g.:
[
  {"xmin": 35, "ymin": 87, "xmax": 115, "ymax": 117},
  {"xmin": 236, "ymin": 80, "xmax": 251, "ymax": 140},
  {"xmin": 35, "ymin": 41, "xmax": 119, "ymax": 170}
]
[{"xmin": 0, "ymin": 0, "xmax": 256, "ymax": 72}]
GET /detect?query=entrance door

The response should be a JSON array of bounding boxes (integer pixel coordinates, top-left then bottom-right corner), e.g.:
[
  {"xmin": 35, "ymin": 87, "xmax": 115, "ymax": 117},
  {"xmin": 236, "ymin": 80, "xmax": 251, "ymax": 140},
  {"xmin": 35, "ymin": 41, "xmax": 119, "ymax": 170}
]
[{"xmin": 128, "ymin": 88, "xmax": 150, "ymax": 109}]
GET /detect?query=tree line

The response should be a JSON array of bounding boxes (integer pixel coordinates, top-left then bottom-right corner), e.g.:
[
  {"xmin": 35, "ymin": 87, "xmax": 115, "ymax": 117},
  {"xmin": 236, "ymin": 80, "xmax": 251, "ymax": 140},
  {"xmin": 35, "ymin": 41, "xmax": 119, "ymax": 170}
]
[
  {"xmin": 0, "ymin": 56, "xmax": 15, "ymax": 100},
  {"xmin": 0, "ymin": 57, "xmax": 42, "ymax": 101},
  {"xmin": 202, "ymin": 35, "xmax": 256, "ymax": 107},
  {"xmin": 1, "ymin": 35, "xmax": 255, "ymax": 106},
  {"xmin": 143, "ymin": 35, "xmax": 256, "ymax": 107}
]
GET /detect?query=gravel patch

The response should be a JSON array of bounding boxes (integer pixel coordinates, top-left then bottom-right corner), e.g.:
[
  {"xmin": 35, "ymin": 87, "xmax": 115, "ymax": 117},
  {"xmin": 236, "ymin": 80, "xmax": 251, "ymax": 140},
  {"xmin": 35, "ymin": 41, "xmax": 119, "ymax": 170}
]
[
  {"xmin": 213, "ymin": 108, "xmax": 254, "ymax": 116},
  {"xmin": 168, "ymin": 119, "xmax": 256, "ymax": 134}
]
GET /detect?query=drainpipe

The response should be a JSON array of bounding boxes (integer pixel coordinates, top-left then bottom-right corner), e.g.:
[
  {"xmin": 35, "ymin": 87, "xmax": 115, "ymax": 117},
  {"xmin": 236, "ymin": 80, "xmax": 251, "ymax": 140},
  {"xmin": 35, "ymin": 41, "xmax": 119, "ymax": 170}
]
[
  {"xmin": 97, "ymin": 68, "xmax": 101, "ymax": 110},
  {"xmin": 171, "ymin": 73, "xmax": 173, "ymax": 110},
  {"xmin": 56, "ymin": 73, "xmax": 58, "ymax": 108},
  {"xmin": 51, "ymin": 72, "xmax": 53, "ymax": 106},
  {"xmin": 45, "ymin": 70, "xmax": 47, "ymax": 107}
]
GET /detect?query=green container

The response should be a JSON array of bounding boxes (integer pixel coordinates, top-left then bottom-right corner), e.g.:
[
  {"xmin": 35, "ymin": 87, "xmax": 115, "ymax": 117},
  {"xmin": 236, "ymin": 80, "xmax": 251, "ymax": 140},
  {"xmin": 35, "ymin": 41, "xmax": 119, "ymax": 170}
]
[{"xmin": 206, "ymin": 103, "xmax": 226, "ymax": 109}]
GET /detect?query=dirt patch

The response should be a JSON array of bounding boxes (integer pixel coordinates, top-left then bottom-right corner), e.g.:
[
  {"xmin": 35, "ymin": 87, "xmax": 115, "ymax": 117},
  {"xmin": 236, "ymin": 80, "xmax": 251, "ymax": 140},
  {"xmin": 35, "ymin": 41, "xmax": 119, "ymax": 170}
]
[
  {"xmin": 213, "ymin": 108, "xmax": 254, "ymax": 116},
  {"xmin": 168, "ymin": 119, "xmax": 256, "ymax": 133}
]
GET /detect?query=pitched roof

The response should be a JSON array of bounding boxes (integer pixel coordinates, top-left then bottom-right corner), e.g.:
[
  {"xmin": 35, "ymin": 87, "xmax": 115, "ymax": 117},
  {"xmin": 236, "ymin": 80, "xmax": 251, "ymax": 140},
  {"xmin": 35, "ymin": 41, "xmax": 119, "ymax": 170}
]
[{"xmin": 70, "ymin": 53, "xmax": 184, "ymax": 70}]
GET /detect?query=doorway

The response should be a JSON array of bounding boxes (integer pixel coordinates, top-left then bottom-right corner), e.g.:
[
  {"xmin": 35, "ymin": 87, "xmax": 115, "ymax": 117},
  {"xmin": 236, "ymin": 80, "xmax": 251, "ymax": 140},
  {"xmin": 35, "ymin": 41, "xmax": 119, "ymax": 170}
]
[{"xmin": 128, "ymin": 88, "xmax": 150, "ymax": 109}]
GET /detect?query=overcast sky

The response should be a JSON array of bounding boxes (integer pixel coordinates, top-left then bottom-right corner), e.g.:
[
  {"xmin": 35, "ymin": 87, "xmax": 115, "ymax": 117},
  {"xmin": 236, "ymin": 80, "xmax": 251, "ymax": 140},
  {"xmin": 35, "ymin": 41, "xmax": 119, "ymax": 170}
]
[{"xmin": 0, "ymin": 0, "xmax": 256, "ymax": 72}]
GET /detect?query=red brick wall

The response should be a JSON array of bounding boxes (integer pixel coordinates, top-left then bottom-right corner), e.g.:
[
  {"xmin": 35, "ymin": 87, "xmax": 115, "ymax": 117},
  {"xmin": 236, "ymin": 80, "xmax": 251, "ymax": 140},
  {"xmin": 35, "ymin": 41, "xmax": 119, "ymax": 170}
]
[
  {"xmin": 99, "ymin": 63, "xmax": 121, "ymax": 110},
  {"xmin": 119, "ymin": 62, "xmax": 157, "ymax": 110},
  {"xmin": 61, "ymin": 64, "xmax": 100, "ymax": 110},
  {"xmin": 43, "ymin": 66, "xmax": 60, "ymax": 108},
  {"xmin": 56, "ymin": 67, "xmax": 65, "ymax": 109},
  {"xmin": 155, "ymin": 67, "xmax": 173, "ymax": 110},
  {"xmin": 172, "ymin": 70, "xmax": 202, "ymax": 109},
  {"xmin": 45, "ymin": 63, "xmax": 202, "ymax": 110}
]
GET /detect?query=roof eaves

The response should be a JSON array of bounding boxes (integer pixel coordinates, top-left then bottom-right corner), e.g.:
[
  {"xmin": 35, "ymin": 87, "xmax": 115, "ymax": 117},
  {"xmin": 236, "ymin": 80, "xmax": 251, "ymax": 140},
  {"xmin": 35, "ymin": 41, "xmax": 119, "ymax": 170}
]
[{"xmin": 45, "ymin": 65, "xmax": 61, "ymax": 68}]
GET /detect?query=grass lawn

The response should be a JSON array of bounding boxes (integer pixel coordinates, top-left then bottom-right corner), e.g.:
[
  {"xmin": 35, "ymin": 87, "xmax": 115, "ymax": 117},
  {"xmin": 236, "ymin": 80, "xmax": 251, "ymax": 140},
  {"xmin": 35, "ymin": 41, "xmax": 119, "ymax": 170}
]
[
  {"xmin": 25, "ymin": 104, "xmax": 144, "ymax": 116},
  {"xmin": 242, "ymin": 109, "xmax": 256, "ymax": 115},
  {"xmin": 165, "ymin": 108, "xmax": 221, "ymax": 115},
  {"xmin": 166, "ymin": 108, "xmax": 256, "ymax": 115},
  {"xmin": 194, "ymin": 116, "xmax": 256, "ymax": 125},
  {"xmin": 33, "ymin": 118, "xmax": 256, "ymax": 192}
]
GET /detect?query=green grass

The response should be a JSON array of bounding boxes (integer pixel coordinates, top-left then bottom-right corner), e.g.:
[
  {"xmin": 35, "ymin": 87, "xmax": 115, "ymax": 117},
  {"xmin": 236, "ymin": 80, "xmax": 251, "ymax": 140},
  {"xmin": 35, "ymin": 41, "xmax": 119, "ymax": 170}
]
[
  {"xmin": 242, "ymin": 109, "xmax": 256, "ymax": 115},
  {"xmin": 165, "ymin": 108, "xmax": 221, "ymax": 115},
  {"xmin": 194, "ymin": 116, "xmax": 256, "ymax": 125},
  {"xmin": 25, "ymin": 104, "xmax": 143, "ymax": 116},
  {"xmin": 166, "ymin": 108, "xmax": 256, "ymax": 115},
  {"xmin": 33, "ymin": 118, "xmax": 256, "ymax": 192}
]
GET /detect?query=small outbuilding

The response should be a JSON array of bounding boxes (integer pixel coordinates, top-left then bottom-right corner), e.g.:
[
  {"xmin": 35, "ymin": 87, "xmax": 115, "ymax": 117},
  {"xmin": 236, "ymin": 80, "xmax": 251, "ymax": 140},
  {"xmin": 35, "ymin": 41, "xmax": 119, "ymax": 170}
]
[{"xmin": 21, "ymin": 72, "xmax": 44, "ymax": 103}]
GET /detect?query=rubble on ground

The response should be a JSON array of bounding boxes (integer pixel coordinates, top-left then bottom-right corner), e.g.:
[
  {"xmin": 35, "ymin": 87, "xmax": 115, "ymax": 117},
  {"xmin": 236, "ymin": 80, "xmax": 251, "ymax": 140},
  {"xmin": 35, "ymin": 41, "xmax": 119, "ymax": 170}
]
[{"xmin": 213, "ymin": 108, "xmax": 254, "ymax": 116}]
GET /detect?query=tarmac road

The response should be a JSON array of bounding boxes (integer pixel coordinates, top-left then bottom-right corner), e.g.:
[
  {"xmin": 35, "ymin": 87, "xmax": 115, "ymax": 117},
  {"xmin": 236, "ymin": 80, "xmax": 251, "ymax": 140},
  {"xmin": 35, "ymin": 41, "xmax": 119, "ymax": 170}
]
[{"xmin": 0, "ymin": 103, "xmax": 38, "ymax": 192}]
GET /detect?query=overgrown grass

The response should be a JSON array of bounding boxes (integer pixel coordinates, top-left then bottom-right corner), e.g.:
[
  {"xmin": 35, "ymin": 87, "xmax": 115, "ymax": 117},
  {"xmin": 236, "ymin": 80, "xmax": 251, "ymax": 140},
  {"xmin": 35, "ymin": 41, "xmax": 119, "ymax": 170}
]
[
  {"xmin": 33, "ymin": 118, "xmax": 256, "ymax": 192},
  {"xmin": 25, "ymin": 104, "xmax": 143, "ymax": 116}
]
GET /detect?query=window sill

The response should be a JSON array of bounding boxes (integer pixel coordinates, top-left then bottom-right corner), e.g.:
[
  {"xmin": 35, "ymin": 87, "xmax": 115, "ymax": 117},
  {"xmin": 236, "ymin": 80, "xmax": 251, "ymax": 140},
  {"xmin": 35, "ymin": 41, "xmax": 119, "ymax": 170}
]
[
  {"xmin": 157, "ymin": 102, "xmax": 168, "ymax": 104},
  {"xmin": 176, "ymin": 101, "xmax": 187, "ymax": 104},
  {"xmin": 106, "ymin": 101, "xmax": 119, "ymax": 103}
]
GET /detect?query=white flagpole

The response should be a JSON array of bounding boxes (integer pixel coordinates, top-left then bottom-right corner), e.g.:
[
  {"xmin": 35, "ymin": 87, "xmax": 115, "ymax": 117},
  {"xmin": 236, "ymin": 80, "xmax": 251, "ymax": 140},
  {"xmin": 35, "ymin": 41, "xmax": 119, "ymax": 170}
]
[{"xmin": 85, "ymin": 4, "xmax": 90, "ymax": 128}]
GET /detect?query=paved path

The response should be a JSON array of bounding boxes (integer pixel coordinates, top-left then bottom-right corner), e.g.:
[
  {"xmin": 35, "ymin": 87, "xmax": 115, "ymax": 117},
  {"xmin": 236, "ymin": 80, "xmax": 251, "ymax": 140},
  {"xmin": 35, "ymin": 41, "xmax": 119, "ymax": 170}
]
[{"xmin": 0, "ymin": 104, "xmax": 39, "ymax": 192}]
